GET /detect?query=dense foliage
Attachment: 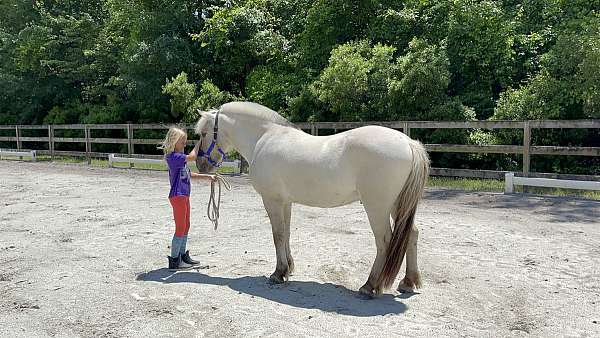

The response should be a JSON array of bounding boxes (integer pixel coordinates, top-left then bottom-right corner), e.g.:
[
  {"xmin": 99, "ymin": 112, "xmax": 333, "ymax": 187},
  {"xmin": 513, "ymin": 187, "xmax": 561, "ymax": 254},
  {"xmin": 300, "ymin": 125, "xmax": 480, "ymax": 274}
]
[{"xmin": 1, "ymin": 0, "xmax": 598, "ymax": 173}]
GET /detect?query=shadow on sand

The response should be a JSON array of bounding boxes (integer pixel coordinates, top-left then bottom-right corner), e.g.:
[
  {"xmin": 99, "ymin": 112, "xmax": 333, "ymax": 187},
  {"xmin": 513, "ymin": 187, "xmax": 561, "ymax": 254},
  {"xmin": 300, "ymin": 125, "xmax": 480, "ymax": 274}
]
[
  {"xmin": 136, "ymin": 269, "xmax": 409, "ymax": 317},
  {"xmin": 425, "ymin": 189, "xmax": 599, "ymax": 224}
]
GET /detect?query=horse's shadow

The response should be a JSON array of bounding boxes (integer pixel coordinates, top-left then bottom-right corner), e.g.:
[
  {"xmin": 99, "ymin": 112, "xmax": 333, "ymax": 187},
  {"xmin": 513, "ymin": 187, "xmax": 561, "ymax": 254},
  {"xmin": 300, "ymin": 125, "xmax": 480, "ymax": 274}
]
[{"xmin": 136, "ymin": 269, "xmax": 409, "ymax": 317}]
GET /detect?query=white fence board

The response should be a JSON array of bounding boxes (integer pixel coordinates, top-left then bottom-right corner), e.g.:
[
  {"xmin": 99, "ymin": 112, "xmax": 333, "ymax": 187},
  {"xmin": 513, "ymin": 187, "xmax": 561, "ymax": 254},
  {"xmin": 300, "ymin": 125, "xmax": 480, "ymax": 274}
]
[
  {"xmin": 0, "ymin": 149, "xmax": 36, "ymax": 161},
  {"xmin": 505, "ymin": 172, "xmax": 600, "ymax": 193},
  {"xmin": 108, "ymin": 154, "xmax": 241, "ymax": 175}
]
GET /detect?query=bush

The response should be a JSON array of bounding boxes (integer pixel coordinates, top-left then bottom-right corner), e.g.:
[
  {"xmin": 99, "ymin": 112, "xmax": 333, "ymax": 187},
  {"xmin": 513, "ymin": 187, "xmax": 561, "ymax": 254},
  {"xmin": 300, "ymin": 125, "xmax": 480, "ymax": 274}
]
[{"xmin": 162, "ymin": 72, "xmax": 242, "ymax": 123}]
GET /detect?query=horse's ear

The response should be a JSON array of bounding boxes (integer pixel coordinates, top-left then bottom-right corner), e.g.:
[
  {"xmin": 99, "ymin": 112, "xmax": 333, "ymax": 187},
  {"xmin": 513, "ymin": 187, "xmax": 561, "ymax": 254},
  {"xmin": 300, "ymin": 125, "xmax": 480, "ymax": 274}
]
[
  {"xmin": 195, "ymin": 109, "xmax": 217, "ymax": 134},
  {"xmin": 194, "ymin": 111, "xmax": 206, "ymax": 134},
  {"xmin": 198, "ymin": 108, "xmax": 217, "ymax": 118},
  {"xmin": 197, "ymin": 109, "xmax": 208, "ymax": 118}
]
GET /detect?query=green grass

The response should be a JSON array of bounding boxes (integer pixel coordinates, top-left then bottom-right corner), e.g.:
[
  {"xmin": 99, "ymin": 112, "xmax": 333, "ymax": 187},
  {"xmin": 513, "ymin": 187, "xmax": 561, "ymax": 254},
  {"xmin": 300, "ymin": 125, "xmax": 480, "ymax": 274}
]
[
  {"xmin": 33, "ymin": 155, "xmax": 108, "ymax": 166},
  {"xmin": 515, "ymin": 186, "xmax": 600, "ymax": 200},
  {"xmin": 427, "ymin": 177, "xmax": 505, "ymax": 192}
]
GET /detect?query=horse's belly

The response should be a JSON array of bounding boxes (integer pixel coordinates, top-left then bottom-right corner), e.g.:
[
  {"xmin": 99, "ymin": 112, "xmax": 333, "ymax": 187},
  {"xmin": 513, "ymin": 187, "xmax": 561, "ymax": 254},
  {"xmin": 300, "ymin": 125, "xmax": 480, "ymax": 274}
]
[
  {"xmin": 288, "ymin": 179, "xmax": 359, "ymax": 207},
  {"xmin": 251, "ymin": 162, "xmax": 359, "ymax": 207}
]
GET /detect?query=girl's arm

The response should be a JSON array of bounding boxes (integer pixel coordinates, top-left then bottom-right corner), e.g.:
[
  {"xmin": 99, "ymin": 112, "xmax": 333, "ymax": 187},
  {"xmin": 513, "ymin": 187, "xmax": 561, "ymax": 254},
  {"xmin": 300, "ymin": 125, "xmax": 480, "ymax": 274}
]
[
  {"xmin": 186, "ymin": 142, "xmax": 201, "ymax": 162},
  {"xmin": 191, "ymin": 172, "xmax": 216, "ymax": 181}
]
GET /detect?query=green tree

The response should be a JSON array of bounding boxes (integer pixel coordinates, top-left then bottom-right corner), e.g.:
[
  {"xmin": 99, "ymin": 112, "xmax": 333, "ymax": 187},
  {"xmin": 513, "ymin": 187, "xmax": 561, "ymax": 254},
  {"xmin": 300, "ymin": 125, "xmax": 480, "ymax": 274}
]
[
  {"xmin": 162, "ymin": 72, "xmax": 201, "ymax": 120},
  {"xmin": 9, "ymin": 6, "xmax": 103, "ymax": 124},
  {"xmin": 162, "ymin": 72, "xmax": 240, "ymax": 123},
  {"xmin": 245, "ymin": 64, "xmax": 304, "ymax": 113},
  {"xmin": 494, "ymin": 18, "xmax": 600, "ymax": 121},
  {"xmin": 193, "ymin": 1, "xmax": 289, "ymax": 95},
  {"xmin": 297, "ymin": 0, "xmax": 377, "ymax": 72},
  {"xmin": 389, "ymin": 38, "xmax": 452, "ymax": 120},
  {"xmin": 369, "ymin": 0, "xmax": 450, "ymax": 51},
  {"xmin": 447, "ymin": 0, "xmax": 516, "ymax": 118},
  {"xmin": 311, "ymin": 40, "xmax": 391, "ymax": 121}
]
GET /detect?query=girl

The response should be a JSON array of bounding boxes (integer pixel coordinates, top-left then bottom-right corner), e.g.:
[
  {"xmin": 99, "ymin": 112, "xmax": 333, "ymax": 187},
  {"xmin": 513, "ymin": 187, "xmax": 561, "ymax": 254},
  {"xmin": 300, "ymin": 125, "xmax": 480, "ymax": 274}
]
[{"xmin": 160, "ymin": 127, "xmax": 215, "ymax": 271}]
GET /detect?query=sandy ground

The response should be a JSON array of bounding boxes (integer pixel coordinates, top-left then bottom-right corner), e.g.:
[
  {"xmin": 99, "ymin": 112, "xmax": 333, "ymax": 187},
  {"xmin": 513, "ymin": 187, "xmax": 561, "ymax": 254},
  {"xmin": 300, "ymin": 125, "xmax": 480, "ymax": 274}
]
[{"xmin": 0, "ymin": 160, "xmax": 599, "ymax": 338}]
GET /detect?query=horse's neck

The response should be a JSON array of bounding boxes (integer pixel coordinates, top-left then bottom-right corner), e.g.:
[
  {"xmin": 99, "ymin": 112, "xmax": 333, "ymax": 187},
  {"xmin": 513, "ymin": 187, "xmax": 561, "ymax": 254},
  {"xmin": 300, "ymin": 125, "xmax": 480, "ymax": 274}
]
[{"xmin": 221, "ymin": 115, "xmax": 270, "ymax": 162}]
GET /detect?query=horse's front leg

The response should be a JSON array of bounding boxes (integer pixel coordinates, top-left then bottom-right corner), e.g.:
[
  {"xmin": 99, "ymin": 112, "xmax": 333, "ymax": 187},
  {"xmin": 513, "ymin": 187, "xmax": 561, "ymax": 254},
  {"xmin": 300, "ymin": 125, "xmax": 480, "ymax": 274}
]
[{"xmin": 262, "ymin": 197, "xmax": 292, "ymax": 284}]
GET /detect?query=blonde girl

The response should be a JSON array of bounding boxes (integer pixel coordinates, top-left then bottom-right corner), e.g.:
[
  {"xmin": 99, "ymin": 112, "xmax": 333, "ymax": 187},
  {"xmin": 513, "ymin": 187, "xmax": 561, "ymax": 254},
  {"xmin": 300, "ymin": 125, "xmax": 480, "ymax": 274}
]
[{"xmin": 159, "ymin": 127, "xmax": 215, "ymax": 270}]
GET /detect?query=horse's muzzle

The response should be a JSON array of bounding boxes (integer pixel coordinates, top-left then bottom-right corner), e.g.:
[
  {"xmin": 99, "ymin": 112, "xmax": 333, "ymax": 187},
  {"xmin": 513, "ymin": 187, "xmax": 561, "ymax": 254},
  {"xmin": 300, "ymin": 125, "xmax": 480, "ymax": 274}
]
[{"xmin": 196, "ymin": 156, "xmax": 216, "ymax": 174}]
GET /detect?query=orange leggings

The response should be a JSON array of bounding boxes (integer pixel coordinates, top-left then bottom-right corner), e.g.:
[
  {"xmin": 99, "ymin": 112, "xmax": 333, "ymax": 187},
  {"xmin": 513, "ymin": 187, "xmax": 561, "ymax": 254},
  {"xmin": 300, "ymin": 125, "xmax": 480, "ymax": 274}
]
[{"xmin": 169, "ymin": 196, "xmax": 190, "ymax": 237}]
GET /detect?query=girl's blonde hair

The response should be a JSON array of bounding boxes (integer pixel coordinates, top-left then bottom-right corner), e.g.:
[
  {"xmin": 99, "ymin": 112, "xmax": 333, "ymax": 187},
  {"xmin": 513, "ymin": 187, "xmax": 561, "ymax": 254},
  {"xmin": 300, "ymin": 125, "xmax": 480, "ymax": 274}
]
[{"xmin": 158, "ymin": 127, "xmax": 187, "ymax": 155}]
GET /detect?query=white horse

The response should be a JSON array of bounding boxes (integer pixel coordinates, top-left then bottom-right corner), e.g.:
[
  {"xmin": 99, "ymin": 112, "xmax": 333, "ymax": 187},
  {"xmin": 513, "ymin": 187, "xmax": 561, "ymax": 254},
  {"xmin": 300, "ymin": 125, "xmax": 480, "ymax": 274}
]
[{"xmin": 194, "ymin": 102, "xmax": 429, "ymax": 297}]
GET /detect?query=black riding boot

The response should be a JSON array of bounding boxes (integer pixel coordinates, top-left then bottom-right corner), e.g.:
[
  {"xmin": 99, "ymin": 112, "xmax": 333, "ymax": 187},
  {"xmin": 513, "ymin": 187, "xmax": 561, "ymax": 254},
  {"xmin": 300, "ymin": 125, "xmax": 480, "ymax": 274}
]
[
  {"xmin": 168, "ymin": 255, "xmax": 192, "ymax": 271},
  {"xmin": 181, "ymin": 250, "xmax": 200, "ymax": 265}
]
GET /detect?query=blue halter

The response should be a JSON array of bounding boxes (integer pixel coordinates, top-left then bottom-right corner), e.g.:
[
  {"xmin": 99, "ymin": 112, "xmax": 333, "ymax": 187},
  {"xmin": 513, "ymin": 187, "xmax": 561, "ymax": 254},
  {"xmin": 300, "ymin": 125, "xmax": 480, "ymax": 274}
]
[{"xmin": 198, "ymin": 110, "xmax": 226, "ymax": 167}]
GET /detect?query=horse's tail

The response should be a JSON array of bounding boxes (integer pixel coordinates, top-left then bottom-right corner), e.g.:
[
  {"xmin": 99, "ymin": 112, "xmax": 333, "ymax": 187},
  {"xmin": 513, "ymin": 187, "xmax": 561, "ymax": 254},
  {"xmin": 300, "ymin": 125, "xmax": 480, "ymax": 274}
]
[{"xmin": 375, "ymin": 138, "xmax": 429, "ymax": 291}]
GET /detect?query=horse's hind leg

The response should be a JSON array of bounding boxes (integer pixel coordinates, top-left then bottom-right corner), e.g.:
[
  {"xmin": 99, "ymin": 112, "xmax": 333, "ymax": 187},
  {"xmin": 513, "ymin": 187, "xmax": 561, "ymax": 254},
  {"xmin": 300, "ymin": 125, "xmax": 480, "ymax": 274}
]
[
  {"xmin": 284, "ymin": 202, "xmax": 294, "ymax": 273},
  {"xmin": 359, "ymin": 200, "xmax": 393, "ymax": 298},
  {"xmin": 397, "ymin": 224, "xmax": 421, "ymax": 293},
  {"xmin": 262, "ymin": 196, "xmax": 291, "ymax": 284}
]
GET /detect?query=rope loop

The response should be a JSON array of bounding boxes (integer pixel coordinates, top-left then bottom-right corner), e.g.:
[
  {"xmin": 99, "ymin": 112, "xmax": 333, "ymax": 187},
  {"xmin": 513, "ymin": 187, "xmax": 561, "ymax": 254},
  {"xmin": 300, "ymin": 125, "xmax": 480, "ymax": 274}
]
[{"xmin": 207, "ymin": 173, "xmax": 231, "ymax": 230}]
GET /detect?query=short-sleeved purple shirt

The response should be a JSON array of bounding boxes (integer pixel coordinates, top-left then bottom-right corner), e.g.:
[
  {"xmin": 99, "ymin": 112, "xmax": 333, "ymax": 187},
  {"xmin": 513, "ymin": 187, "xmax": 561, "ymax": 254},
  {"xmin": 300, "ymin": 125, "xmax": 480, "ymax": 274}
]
[{"xmin": 166, "ymin": 152, "xmax": 191, "ymax": 198}]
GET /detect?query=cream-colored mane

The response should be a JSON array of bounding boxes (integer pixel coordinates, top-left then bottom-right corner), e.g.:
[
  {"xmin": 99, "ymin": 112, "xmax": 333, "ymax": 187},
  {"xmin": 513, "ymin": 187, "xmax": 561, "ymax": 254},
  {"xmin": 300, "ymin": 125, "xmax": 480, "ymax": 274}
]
[
  {"xmin": 220, "ymin": 102, "xmax": 295, "ymax": 127},
  {"xmin": 195, "ymin": 102, "xmax": 295, "ymax": 134}
]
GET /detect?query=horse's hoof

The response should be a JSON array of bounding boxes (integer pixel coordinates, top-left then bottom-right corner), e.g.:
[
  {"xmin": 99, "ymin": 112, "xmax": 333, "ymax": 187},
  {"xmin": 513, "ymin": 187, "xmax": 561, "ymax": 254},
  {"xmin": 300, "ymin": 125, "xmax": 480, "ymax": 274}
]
[
  {"xmin": 397, "ymin": 284, "xmax": 415, "ymax": 293},
  {"xmin": 397, "ymin": 277, "xmax": 417, "ymax": 293},
  {"xmin": 269, "ymin": 272, "xmax": 286, "ymax": 284},
  {"xmin": 358, "ymin": 283, "xmax": 375, "ymax": 299}
]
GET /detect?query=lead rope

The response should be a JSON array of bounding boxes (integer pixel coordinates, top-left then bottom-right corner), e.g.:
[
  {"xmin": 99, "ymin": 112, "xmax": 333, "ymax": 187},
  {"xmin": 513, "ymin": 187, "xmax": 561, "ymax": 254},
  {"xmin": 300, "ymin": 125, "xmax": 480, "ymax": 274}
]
[{"xmin": 207, "ymin": 173, "xmax": 231, "ymax": 230}]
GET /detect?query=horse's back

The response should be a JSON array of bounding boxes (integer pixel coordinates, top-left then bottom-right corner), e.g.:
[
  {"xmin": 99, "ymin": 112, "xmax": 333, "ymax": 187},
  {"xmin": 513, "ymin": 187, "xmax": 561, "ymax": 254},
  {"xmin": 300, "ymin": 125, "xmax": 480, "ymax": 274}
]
[{"xmin": 343, "ymin": 126, "xmax": 413, "ymax": 161}]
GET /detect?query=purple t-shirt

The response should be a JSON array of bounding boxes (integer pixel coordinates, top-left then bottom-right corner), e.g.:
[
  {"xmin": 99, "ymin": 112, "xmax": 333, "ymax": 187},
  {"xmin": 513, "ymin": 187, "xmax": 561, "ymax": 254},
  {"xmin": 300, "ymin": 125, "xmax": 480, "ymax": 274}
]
[{"xmin": 166, "ymin": 152, "xmax": 191, "ymax": 197}]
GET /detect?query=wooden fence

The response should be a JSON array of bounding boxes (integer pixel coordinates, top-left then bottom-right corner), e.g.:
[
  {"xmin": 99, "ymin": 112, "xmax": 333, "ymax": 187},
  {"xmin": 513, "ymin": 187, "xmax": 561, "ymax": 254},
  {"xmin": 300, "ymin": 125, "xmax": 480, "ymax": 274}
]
[{"xmin": 0, "ymin": 120, "xmax": 598, "ymax": 180}]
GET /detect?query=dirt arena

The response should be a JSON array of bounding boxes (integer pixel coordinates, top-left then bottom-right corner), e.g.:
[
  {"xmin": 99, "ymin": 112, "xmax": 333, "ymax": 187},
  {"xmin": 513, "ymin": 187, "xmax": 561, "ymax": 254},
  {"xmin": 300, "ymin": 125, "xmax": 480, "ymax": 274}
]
[{"xmin": 1, "ymin": 161, "xmax": 599, "ymax": 337}]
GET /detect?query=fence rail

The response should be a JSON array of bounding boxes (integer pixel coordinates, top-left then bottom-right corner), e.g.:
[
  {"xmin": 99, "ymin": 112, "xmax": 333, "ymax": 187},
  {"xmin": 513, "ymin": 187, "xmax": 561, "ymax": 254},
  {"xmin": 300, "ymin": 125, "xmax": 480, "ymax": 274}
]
[
  {"xmin": 504, "ymin": 172, "xmax": 600, "ymax": 193},
  {"xmin": 1, "ymin": 120, "xmax": 598, "ymax": 179}
]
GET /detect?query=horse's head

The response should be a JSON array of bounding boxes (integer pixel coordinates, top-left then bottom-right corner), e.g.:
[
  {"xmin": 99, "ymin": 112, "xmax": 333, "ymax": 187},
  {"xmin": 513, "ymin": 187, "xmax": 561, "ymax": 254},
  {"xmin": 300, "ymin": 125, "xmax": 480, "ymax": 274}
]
[
  {"xmin": 195, "ymin": 102, "xmax": 291, "ymax": 173},
  {"xmin": 194, "ymin": 109, "xmax": 226, "ymax": 173}
]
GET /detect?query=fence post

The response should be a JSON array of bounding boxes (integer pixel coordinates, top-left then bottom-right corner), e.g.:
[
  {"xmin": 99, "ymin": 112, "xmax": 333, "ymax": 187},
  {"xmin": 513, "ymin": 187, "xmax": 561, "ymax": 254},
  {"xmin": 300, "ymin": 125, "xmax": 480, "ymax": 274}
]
[
  {"xmin": 402, "ymin": 122, "xmax": 411, "ymax": 138},
  {"xmin": 310, "ymin": 123, "xmax": 315, "ymax": 136},
  {"xmin": 127, "ymin": 123, "xmax": 134, "ymax": 168},
  {"xmin": 85, "ymin": 125, "xmax": 91, "ymax": 165},
  {"xmin": 127, "ymin": 123, "xmax": 134, "ymax": 155},
  {"xmin": 234, "ymin": 159, "xmax": 241, "ymax": 175},
  {"xmin": 523, "ymin": 121, "xmax": 531, "ymax": 177},
  {"xmin": 15, "ymin": 125, "xmax": 22, "ymax": 159},
  {"xmin": 240, "ymin": 158, "xmax": 248, "ymax": 174},
  {"xmin": 504, "ymin": 172, "xmax": 514, "ymax": 194},
  {"xmin": 15, "ymin": 125, "xmax": 21, "ymax": 150},
  {"xmin": 48, "ymin": 125, "xmax": 54, "ymax": 160}
]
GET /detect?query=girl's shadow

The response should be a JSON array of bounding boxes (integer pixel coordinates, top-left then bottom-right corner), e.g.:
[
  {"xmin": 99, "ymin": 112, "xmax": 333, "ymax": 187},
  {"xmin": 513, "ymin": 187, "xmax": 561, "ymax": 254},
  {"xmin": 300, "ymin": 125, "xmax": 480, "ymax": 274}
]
[{"xmin": 136, "ymin": 268, "xmax": 409, "ymax": 317}]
